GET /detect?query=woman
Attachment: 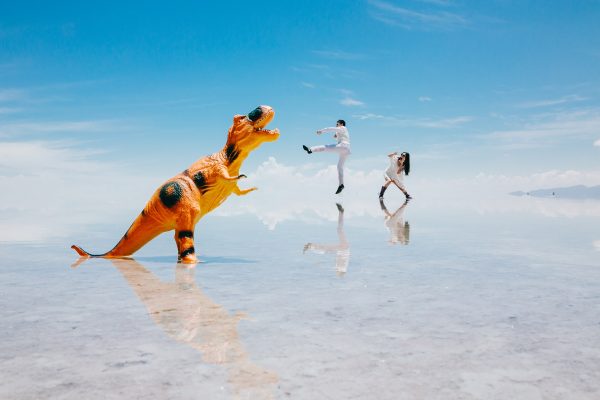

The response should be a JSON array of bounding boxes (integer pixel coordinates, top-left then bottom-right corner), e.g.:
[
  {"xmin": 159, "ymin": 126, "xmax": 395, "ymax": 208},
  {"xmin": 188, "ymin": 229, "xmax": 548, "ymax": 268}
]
[{"xmin": 379, "ymin": 151, "xmax": 412, "ymax": 200}]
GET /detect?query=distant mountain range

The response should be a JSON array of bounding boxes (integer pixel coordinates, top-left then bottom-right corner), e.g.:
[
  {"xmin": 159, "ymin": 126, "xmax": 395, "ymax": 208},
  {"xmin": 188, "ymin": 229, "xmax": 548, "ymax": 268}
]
[{"xmin": 510, "ymin": 185, "xmax": 600, "ymax": 199}]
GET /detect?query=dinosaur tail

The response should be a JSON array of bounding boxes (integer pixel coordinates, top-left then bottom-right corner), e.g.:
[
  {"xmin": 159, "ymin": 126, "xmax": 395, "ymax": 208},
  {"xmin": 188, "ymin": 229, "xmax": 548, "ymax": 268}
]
[
  {"xmin": 71, "ymin": 211, "xmax": 167, "ymax": 258},
  {"xmin": 71, "ymin": 244, "xmax": 98, "ymax": 257}
]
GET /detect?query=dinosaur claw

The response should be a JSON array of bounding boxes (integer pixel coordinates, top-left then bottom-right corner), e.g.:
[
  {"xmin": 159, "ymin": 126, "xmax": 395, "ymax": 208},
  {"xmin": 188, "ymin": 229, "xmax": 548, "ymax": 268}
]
[{"xmin": 237, "ymin": 174, "xmax": 247, "ymax": 179}]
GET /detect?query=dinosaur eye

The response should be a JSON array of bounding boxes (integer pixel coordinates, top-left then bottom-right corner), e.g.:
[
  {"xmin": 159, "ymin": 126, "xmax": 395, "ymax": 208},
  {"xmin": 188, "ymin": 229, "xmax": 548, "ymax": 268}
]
[{"xmin": 247, "ymin": 107, "xmax": 263, "ymax": 122}]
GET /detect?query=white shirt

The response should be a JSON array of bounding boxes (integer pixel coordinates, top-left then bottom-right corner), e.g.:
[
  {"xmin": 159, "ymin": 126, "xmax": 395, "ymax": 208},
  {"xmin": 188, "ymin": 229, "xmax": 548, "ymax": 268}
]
[
  {"xmin": 319, "ymin": 126, "xmax": 350, "ymax": 145},
  {"xmin": 385, "ymin": 154, "xmax": 403, "ymax": 180}
]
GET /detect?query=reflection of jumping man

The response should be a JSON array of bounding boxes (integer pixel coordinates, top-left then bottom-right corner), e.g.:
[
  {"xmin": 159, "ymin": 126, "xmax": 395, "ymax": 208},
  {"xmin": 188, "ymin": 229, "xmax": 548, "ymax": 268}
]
[
  {"xmin": 303, "ymin": 203, "xmax": 350, "ymax": 276},
  {"xmin": 379, "ymin": 151, "xmax": 412, "ymax": 200},
  {"xmin": 302, "ymin": 119, "xmax": 351, "ymax": 194},
  {"xmin": 380, "ymin": 198, "xmax": 410, "ymax": 245}
]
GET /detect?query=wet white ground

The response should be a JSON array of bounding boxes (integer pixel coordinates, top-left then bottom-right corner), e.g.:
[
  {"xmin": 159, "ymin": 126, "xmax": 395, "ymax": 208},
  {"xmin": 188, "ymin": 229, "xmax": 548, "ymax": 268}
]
[{"xmin": 1, "ymin": 196, "xmax": 599, "ymax": 400}]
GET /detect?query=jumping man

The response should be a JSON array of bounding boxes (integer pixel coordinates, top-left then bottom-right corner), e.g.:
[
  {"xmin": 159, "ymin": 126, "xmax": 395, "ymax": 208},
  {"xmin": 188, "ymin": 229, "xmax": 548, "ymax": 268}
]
[{"xmin": 302, "ymin": 119, "xmax": 351, "ymax": 194}]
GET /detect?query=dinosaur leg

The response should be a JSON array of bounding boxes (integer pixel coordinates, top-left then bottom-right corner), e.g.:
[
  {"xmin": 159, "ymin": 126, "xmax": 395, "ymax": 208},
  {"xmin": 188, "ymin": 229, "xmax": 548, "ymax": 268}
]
[{"xmin": 175, "ymin": 225, "xmax": 197, "ymax": 264}]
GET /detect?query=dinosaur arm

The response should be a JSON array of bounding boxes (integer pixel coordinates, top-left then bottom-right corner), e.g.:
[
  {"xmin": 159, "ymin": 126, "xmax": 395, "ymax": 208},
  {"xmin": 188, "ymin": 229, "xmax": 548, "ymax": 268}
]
[
  {"xmin": 217, "ymin": 166, "xmax": 245, "ymax": 181},
  {"xmin": 233, "ymin": 185, "xmax": 257, "ymax": 196},
  {"xmin": 216, "ymin": 166, "xmax": 256, "ymax": 195}
]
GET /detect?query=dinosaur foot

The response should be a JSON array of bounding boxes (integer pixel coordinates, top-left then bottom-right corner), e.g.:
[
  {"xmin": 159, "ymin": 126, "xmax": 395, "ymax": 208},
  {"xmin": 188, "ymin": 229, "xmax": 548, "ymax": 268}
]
[{"xmin": 178, "ymin": 254, "xmax": 198, "ymax": 264}]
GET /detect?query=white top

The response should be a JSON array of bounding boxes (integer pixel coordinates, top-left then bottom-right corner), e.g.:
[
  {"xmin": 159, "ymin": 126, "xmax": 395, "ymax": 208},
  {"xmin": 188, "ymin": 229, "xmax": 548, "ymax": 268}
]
[
  {"xmin": 318, "ymin": 126, "xmax": 350, "ymax": 145},
  {"xmin": 385, "ymin": 154, "xmax": 403, "ymax": 180}
]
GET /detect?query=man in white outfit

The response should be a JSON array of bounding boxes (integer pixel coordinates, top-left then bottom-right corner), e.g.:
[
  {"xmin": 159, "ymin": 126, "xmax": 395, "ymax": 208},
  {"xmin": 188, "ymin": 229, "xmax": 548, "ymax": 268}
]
[{"xmin": 302, "ymin": 119, "xmax": 351, "ymax": 194}]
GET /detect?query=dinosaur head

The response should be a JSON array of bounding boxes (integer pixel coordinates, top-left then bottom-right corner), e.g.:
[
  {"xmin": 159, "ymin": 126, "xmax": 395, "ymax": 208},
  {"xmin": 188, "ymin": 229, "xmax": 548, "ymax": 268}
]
[{"xmin": 226, "ymin": 105, "xmax": 280, "ymax": 154}]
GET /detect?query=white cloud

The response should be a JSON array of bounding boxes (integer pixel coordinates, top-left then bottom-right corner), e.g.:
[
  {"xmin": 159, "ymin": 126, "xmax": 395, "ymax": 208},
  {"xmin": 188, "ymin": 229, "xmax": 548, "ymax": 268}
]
[
  {"xmin": 0, "ymin": 140, "xmax": 98, "ymax": 172},
  {"xmin": 2, "ymin": 145, "xmax": 600, "ymax": 241},
  {"xmin": 312, "ymin": 50, "xmax": 364, "ymax": 60},
  {"xmin": 517, "ymin": 94, "xmax": 587, "ymax": 109},
  {"xmin": 0, "ymin": 107, "xmax": 22, "ymax": 115},
  {"xmin": 368, "ymin": 0, "xmax": 467, "ymax": 30},
  {"xmin": 301, "ymin": 82, "xmax": 316, "ymax": 89},
  {"xmin": 594, "ymin": 240, "xmax": 600, "ymax": 251},
  {"xmin": 0, "ymin": 88, "xmax": 26, "ymax": 102},
  {"xmin": 0, "ymin": 61, "xmax": 23, "ymax": 74},
  {"xmin": 418, "ymin": 0, "xmax": 453, "ymax": 5},
  {"xmin": 354, "ymin": 113, "xmax": 472, "ymax": 128},
  {"xmin": 340, "ymin": 97, "xmax": 365, "ymax": 107},
  {"xmin": 488, "ymin": 109, "xmax": 600, "ymax": 142},
  {"xmin": 354, "ymin": 113, "xmax": 386, "ymax": 120},
  {"xmin": 416, "ymin": 116, "xmax": 472, "ymax": 128},
  {"xmin": 418, "ymin": 96, "xmax": 432, "ymax": 102},
  {"xmin": 0, "ymin": 120, "xmax": 119, "ymax": 137},
  {"xmin": 594, "ymin": 139, "xmax": 600, "ymax": 147},
  {"xmin": 214, "ymin": 157, "xmax": 600, "ymax": 229},
  {"xmin": 214, "ymin": 157, "xmax": 389, "ymax": 229},
  {"xmin": 0, "ymin": 140, "xmax": 155, "ymax": 242},
  {"xmin": 472, "ymin": 170, "xmax": 600, "ymax": 192}
]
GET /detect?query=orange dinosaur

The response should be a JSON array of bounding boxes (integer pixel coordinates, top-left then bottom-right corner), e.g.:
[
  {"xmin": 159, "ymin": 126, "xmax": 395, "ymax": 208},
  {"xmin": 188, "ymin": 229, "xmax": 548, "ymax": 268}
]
[{"xmin": 72, "ymin": 105, "xmax": 279, "ymax": 263}]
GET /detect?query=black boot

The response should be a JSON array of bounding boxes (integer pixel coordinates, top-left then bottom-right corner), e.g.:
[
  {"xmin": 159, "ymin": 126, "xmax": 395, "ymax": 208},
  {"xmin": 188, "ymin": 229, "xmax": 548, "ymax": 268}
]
[
  {"xmin": 335, "ymin": 184, "xmax": 344, "ymax": 194},
  {"xmin": 302, "ymin": 145, "xmax": 312, "ymax": 154},
  {"xmin": 379, "ymin": 186, "xmax": 387, "ymax": 199}
]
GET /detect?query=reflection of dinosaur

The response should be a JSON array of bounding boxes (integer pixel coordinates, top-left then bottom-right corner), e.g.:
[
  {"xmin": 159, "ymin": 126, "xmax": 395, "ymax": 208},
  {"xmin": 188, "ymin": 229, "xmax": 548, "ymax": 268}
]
[
  {"xmin": 72, "ymin": 106, "xmax": 279, "ymax": 263},
  {"xmin": 380, "ymin": 198, "xmax": 410, "ymax": 245},
  {"xmin": 109, "ymin": 259, "xmax": 278, "ymax": 399},
  {"xmin": 303, "ymin": 203, "xmax": 350, "ymax": 276}
]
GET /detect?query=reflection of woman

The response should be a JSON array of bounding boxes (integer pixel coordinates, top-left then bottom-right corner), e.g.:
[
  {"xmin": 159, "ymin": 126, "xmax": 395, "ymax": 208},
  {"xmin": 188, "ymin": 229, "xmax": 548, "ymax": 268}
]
[
  {"xmin": 379, "ymin": 151, "xmax": 412, "ymax": 200},
  {"xmin": 303, "ymin": 203, "xmax": 350, "ymax": 276},
  {"xmin": 380, "ymin": 199, "xmax": 410, "ymax": 245}
]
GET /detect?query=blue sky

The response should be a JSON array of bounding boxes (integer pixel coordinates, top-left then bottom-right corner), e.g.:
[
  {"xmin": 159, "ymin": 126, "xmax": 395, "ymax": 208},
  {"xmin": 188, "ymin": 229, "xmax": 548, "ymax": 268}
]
[{"xmin": 1, "ymin": 0, "xmax": 600, "ymax": 229}]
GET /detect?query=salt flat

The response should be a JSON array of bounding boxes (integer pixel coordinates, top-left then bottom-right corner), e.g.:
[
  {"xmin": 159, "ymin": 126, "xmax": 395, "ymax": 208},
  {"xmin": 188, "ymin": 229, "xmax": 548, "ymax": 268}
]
[{"xmin": 1, "ymin": 196, "xmax": 599, "ymax": 400}]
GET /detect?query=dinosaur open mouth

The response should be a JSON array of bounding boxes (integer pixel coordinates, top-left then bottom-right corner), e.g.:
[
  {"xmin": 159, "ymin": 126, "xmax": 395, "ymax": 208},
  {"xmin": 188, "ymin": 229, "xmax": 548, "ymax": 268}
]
[{"xmin": 248, "ymin": 105, "xmax": 275, "ymax": 130}]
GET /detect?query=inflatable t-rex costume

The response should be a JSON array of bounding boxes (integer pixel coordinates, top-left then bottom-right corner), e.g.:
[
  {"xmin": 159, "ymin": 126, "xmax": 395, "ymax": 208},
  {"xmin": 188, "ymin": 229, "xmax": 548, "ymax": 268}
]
[{"xmin": 72, "ymin": 105, "xmax": 279, "ymax": 263}]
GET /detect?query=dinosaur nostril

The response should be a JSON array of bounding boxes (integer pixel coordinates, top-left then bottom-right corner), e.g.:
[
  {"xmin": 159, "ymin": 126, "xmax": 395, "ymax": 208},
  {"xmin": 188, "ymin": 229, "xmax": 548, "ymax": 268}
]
[{"xmin": 247, "ymin": 106, "xmax": 263, "ymax": 122}]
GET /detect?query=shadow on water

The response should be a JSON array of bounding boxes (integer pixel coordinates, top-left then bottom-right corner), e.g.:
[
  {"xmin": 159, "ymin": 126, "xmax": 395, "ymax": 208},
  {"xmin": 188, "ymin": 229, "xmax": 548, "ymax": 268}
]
[
  {"xmin": 380, "ymin": 198, "xmax": 410, "ymax": 245},
  {"xmin": 72, "ymin": 258, "xmax": 277, "ymax": 400},
  {"xmin": 303, "ymin": 203, "xmax": 350, "ymax": 277}
]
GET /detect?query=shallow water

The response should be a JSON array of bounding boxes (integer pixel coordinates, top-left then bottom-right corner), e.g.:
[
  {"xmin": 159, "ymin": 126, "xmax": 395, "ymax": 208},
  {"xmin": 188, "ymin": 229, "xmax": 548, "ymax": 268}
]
[{"xmin": 1, "ymin": 196, "xmax": 599, "ymax": 399}]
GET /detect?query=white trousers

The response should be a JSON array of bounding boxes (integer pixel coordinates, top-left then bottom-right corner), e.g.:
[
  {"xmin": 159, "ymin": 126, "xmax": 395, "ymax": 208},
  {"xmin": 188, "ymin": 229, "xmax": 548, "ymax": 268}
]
[
  {"xmin": 384, "ymin": 172, "xmax": 406, "ymax": 191},
  {"xmin": 311, "ymin": 143, "xmax": 350, "ymax": 185}
]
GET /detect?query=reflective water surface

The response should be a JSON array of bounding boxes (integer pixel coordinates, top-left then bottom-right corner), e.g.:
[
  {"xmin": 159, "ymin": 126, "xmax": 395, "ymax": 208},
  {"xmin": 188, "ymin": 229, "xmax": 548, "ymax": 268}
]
[{"xmin": 1, "ymin": 196, "xmax": 599, "ymax": 399}]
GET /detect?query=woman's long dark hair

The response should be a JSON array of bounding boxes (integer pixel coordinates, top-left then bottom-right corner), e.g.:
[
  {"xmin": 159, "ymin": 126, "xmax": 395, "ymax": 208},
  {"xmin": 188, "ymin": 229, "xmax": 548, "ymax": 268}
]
[{"xmin": 401, "ymin": 152, "xmax": 410, "ymax": 176}]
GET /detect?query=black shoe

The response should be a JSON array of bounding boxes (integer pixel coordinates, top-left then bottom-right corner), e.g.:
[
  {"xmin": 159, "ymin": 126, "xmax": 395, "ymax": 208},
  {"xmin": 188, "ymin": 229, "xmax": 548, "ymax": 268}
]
[
  {"xmin": 302, "ymin": 145, "xmax": 312, "ymax": 154},
  {"xmin": 406, "ymin": 194, "xmax": 413, "ymax": 200},
  {"xmin": 335, "ymin": 184, "xmax": 344, "ymax": 194}
]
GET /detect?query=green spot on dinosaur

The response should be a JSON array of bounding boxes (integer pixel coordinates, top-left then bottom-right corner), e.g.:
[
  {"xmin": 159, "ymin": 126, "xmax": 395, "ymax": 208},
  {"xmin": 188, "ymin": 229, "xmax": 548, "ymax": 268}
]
[
  {"xmin": 248, "ymin": 107, "xmax": 263, "ymax": 122},
  {"xmin": 159, "ymin": 182, "xmax": 182, "ymax": 208}
]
